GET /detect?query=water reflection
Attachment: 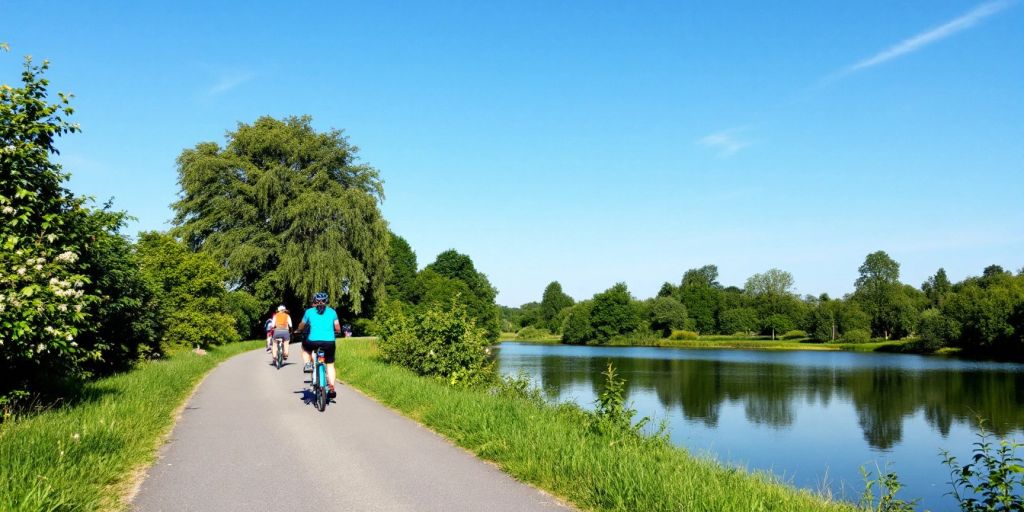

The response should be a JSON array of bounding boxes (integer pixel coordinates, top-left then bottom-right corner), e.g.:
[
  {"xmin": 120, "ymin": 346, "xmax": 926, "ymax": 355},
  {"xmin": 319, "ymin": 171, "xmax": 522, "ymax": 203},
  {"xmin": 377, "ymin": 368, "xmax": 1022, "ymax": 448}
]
[{"xmin": 508, "ymin": 345, "xmax": 1024, "ymax": 450}]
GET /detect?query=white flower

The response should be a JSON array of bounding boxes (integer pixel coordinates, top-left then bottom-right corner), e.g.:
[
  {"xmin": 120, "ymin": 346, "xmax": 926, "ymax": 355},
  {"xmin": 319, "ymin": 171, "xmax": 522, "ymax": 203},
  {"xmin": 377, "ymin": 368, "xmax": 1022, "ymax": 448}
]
[
  {"xmin": 71, "ymin": 433, "xmax": 80, "ymax": 442},
  {"xmin": 55, "ymin": 251, "xmax": 78, "ymax": 263},
  {"xmin": 2, "ymin": 206, "xmax": 14, "ymax": 214},
  {"xmin": 66, "ymin": 334, "xmax": 74, "ymax": 341},
  {"xmin": 16, "ymin": 267, "xmax": 26, "ymax": 275},
  {"xmin": 58, "ymin": 304, "xmax": 67, "ymax": 312}
]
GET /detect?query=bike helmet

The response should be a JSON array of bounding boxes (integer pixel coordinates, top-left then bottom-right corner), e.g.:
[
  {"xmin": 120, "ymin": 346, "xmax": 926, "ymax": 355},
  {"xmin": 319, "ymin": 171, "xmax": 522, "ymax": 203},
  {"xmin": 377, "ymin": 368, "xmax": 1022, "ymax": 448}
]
[{"xmin": 313, "ymin": 292, "xmax": 328, "ymax": 303}]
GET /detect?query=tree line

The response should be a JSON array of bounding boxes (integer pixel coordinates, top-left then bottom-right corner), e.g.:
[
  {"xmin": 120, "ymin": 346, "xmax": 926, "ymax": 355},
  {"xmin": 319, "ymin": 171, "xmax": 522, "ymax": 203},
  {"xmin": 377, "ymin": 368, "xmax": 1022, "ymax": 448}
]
[{"xmin": 504, "ymin": 255, "xmax": 1024, "ymax": 357}]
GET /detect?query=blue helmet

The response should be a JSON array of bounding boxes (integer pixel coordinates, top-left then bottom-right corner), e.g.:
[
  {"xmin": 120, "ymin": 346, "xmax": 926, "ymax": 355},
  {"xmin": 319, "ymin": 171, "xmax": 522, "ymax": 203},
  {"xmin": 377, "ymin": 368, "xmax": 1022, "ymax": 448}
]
[{"xmin": 313, "ymin": 292, "xmax": 328, "ymax": 303}]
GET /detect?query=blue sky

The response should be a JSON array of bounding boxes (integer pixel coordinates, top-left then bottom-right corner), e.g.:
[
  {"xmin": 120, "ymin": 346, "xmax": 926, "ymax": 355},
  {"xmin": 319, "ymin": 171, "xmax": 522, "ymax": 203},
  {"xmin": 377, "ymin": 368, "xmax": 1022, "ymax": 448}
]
[{"xmin": 3, "ymin": 1, "xmax": 1022, "ymax": 306}]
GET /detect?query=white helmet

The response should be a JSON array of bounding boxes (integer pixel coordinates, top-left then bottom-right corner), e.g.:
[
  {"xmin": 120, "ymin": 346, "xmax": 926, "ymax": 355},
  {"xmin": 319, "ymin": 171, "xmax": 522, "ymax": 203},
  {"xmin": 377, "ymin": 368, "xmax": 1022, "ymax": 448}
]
[{"xmin": 277, "ymin": 305, "xmax": 286, "ymax": 312}]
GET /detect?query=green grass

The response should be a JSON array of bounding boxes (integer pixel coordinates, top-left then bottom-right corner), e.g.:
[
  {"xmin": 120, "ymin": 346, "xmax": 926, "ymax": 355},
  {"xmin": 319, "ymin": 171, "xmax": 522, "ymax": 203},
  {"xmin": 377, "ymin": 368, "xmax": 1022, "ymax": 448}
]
[
  {"xmin": 0, "ymin": 340, "xmax": 262, "ymax": 512},
  {"xmin": 337, "ymin": 339, "xmax": 859, "ymax": 512},
  {"xmin": 499, "ymin": 332, "xmax": 563, "ymax": 344}
]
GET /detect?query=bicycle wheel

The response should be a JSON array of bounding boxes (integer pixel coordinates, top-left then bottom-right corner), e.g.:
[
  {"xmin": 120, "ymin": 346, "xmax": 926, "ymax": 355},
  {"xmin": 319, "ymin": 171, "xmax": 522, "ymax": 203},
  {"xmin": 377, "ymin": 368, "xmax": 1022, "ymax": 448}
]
[
  {"xmin": 275, "ymin": 341, "xmax": 283, "ymax": 369},
  {"xmin": 316, "ymin": 386, "xmax": 326, "ymax": 412}
]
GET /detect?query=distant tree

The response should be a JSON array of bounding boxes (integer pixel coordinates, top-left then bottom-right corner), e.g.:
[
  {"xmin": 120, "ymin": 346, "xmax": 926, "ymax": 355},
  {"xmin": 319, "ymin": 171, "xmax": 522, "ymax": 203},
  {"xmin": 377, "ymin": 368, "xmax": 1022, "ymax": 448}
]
[
  {"xmin": 745, "ymin": 268, "xmax": 795, "ymax": 297},
  {"xmin": 719, "ymin": 307, "xmax": 759, "ymax": 336},
  {"xmin": 135, "ymin": 232, "xmax": 240, "ymax": 348},
  {"xmin": 657, "ymin": 282, "xmax": 676, "ymax": 298},
  {"xmin": 540, "ymin": 281, "xmax": 575, "ymax": 331},
  {"xmin": 589, "ymin": 283, "xmax": 642, "ymax": 342},
  {"xmin": 677, "ymin": 265, "xmax": 722, "ymax": 334},
  {"xmin": 922, "ymin": 268, "xmax": 952, "ymax": 308},
  {"xmin": 561, "ymin": 302, "xmax": 593, "ymax": 344},
  {"xmin": 423, "ymin": 250, "xmax": 500, "ymax": 341},
  {"xmin": 386, "ymin": 233, "xmax": 418, "ymax": 303},
  {"xmin": 171, "ymin": 115, "xmax": 389, "ymax": 314},
  {"xmin": 763, "ymin": 314, "xmax": 795, "ymax": 340},
  {"xmin": 648, "ymin": 296, "xmax": 689, "ymax": 337},
  {"xmin": 853, "ymin": 251, "xmax": 906, "ymax": 339}
]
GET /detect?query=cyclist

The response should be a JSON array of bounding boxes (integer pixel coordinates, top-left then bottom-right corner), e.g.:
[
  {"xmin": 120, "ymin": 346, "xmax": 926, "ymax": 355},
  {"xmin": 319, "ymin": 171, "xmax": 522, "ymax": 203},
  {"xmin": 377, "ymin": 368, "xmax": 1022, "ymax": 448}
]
[
  {"xmin": 297, "ymin": 292, "xmax": 341, "ymax": 398},
  {"xmin": 270, "ymin": 305, "xmax": 292, "ymax": 364}
]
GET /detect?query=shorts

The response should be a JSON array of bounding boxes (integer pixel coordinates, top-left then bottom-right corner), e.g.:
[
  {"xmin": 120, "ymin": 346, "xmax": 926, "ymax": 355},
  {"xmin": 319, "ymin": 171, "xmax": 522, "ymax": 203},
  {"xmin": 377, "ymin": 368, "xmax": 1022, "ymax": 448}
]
[
  {"xmin": 302, "ymin": 341, "xmax": 336, "ymax": 363},
  {"xmin": 272, "ymin": 328, "xmax": 290, "ymax": 342}
]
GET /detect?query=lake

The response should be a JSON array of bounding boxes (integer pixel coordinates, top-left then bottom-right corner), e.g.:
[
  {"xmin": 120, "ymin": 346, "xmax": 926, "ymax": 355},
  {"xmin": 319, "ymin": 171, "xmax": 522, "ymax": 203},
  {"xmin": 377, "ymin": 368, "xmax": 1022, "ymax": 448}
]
[{"xmin": 494, "ymin": 342, "xmax": 1024, "ymax": 511}]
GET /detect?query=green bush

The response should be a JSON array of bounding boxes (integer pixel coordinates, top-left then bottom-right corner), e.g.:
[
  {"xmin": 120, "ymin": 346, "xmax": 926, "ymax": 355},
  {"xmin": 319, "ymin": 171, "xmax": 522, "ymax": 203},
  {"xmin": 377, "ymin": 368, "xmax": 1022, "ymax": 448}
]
[
  {"xmin": 843, "ymin": 328, "xmax": 871, "ymax": 344},
  {"xmin": 669, "ymin": 330, "xmax": 699, "ymax": 340},
  {"xmin": 515, "ymin": 325, "xmax": 550, "ymax": 340},
  {"xmin": 781, "ymin": 330, "xmax": 808, "ymax": 340},
  {"xmin": 224, "ymin": 290, "xmax": 263, "ymax": 339},
  {"xmin": 352, "ymin": 317, "xmax": 375, "ymax": 336},
  {"xmin": 135, "ymin": 232, "xmax": 240, "ymax": 348},
  {"xmin": 560, "ymin": 302, "xmax": 593, "ymax": 344},
  {"xmin": 375, "ymin": 300, "xmax": 491, "ymax": 384}
]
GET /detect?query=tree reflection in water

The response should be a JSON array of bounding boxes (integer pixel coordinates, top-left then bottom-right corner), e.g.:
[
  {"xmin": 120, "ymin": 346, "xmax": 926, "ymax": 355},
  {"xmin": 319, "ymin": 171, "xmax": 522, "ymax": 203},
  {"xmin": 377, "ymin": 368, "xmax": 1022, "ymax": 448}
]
[{"xmin": 520, "ymin": 348, "xmax": 1024, "ymax": 450}]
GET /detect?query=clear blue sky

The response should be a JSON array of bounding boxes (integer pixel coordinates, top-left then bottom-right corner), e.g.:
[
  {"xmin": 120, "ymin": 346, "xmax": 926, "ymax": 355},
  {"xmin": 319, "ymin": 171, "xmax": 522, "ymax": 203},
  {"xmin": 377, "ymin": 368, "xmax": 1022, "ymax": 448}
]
[{"xmin": 3, "ymin": 1, "xmax": 1022, "ymax": 306}]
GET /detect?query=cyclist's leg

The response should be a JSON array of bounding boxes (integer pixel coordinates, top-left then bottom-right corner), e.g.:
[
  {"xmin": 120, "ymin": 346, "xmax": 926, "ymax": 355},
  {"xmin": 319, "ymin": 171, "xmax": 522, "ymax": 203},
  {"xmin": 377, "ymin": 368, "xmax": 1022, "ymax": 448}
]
[
  {"xmin": 280, "ymin": 330, "xmax": 291, "ymax": 358},
  {"xmin": 301, "ymin": 340, "xmax": 314, "ymax": 370},
  {"xmin": 322, "ymin": 344, "xmax": 338, "ymax": 389}
]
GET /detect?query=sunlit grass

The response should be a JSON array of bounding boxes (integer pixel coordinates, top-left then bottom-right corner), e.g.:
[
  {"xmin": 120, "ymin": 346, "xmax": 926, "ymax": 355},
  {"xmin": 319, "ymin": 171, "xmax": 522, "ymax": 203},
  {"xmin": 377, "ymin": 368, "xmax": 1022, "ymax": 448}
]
[
  {"xmin": 337, "ymin": 338, "xmax": 859, "ymax": 512},
  {"xmin": 0, "ymin": 341, "xmax": 262, "ymax": 512}
]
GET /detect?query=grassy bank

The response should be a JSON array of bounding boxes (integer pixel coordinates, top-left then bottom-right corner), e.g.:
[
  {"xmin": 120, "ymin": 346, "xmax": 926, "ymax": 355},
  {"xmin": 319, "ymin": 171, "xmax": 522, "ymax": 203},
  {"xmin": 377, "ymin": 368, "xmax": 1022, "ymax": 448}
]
[
  {"xmin": 0, "ymin": 340, "xmax": 262, "ymax": 512},
  {"xmin": 337, "ymin": 338, "xmax": 858, "ymax": 512},
  {"xmin": 503, "ymin": 333, "xmax": 937, "ymax": 355}
]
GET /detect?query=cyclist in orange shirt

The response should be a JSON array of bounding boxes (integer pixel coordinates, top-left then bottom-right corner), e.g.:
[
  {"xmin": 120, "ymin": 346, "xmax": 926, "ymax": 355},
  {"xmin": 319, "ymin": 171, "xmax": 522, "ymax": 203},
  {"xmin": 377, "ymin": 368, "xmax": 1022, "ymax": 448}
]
[{"xmin": 270, "ymin": 305, "xmax": 293, "ymax": 364}]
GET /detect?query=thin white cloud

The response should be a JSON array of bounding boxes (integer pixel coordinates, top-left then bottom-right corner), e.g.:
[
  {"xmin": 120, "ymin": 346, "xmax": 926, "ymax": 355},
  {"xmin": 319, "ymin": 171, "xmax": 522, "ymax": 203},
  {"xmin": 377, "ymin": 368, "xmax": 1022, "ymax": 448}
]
[
  {"xmin": 698, "ymin": 128, "xmax": 751, "ymax": 157},
  {"xmin": 207, "ymin": 71, "xmax": 255, "ymax": 96},
  {"xmin": 830, "ymin": 0, "xmax": 1013, "ymax": 80}
]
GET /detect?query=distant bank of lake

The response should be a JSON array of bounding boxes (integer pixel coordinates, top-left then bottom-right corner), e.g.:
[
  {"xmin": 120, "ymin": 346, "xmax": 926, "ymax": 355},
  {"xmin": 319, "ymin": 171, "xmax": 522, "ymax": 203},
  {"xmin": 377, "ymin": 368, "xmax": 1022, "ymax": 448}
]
[{"xmin": 494, "ymin": 342, "xmax": 1024, "ymax": 511}]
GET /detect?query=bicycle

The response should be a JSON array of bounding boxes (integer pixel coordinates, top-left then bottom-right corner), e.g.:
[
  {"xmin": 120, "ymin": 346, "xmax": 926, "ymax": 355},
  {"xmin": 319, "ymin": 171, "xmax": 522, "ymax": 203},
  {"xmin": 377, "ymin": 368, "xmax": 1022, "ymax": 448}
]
[
  {"xmin": 309, "ymin": 347, "xmax": 329, "ymax": 412},
  {"xmin": 273, "ymin": 335, "xmax": 286, "ymax": 369}
]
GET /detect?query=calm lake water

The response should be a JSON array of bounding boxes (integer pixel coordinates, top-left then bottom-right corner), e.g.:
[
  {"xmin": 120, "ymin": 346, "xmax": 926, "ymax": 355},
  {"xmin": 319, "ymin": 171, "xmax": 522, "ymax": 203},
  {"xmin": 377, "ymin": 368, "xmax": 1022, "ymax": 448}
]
[{"xmin": 494, "ymin": 342, "xmax": 1024, "ymax": 511}]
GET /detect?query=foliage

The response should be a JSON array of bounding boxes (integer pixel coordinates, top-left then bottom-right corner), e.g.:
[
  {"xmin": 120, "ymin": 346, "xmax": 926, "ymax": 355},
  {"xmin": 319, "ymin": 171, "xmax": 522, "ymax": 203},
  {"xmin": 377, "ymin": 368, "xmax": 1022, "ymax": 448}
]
[
  {"xmin": 843, "ymin": 328, "xmax": 872, "ymax": 344},
  {"xmin": 780, "ymin": 330, "xmax": 807, "ymax": 340},
  {"xmin": 423, "ymin": 249, "xmax": 501, "ymax": 342},
  {"xmin": 589, "ymin": 283, "xmax": 642, "ymax": 343},
  {"xmin": 560, "ymin": 301, "xmax": 593, "ymax": 344},
  {"xmin": 375, "ymin": 299, "xmax": 492, "ymax": 385},
  {"xmin": 854, "ymin": 251, "xmax": 911, "ymax": 339},
  {"xmin": 859, "ymin": 464, "xmax": 918, "ymax": 512},
  {"xmin": 669, "ymin": 330, "xmax": 699, "ymax": 340},
  {"xmin": 719, "ymin": 307, "xmax": 759, "ymax": 335},
  {"xmin": 676, "ymin": 265, "xmax": 723, "ymax": 334},
  {"xmin": 1, "ymin": 54, "xmax": 103, "ymax": 400},
  {"xmin": 135, "ymin": 232, "xmax": 240, "ymax": 348},
  {"xmin": 540, "ymin": 281, "xmax": 574, "ymax": 331},
  {"xmin": 385, "ymin": 232, "xmax": 417, "ymax": 303},
  {"xmin": 73, "ymin": 208, "xmax": 161, "ymax": 374},
  {"xmin": 923, "ymin": 268, "xmax": 953, "ymax": 308},
  {"xmin": 941, "ymin": 425, "xmax": 1024, "ymax": 511},
  {"xmin": 763, "ymin": 314, "xmax": 795, "ymax": 340},
  {"xmin": 590, "ymin": 363, "xmax": 664, "ymax": 444},
  {"xmin": 515, "ymin": 325, "xmax": 551, "ymax": 341},
  {"xmin": 171, "ymin": 115, "xmax": 389, "ymax": 315},
  {"xmin": 223, "ymin": 289, "xmax": 263, "ymax": 339},
  {"xmin": 647, "ymin": 296, "xmax": 689, "ymax": 337},
  {"xmin": 918, "ymin": 308, "xmax": 958, "ymax": 351}
]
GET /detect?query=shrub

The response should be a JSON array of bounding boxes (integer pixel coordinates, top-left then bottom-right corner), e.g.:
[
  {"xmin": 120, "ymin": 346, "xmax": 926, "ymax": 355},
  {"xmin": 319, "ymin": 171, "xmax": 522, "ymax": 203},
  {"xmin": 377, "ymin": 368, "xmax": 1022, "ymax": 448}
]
[
  {"xmin": 515, "ymin": 326, "xmax": 550, "ymax": 341},
  {"xmin": 843, "ymin": 328, "xmax": 871, "ymax": 344},
  {"xmin": 781, "ymin": 330, "xmax": 808, "ymax": 340},
  {"xmin": 669, "ymin": 330, "xmax": 699, "ymax": 340},
  {"xmin": 375, "ymin": 300, "xmax": 492, "ymax": 385},
  {"xmin": 224, "ymin": 290, "xmax": 262, "ymax": 339},
  {"xmin": 352, "ymin": 317, "xmax": 375, "ymax": 336},
  {"xmin": 941, "ymin": 424, "xmax": 1023, "ymax": 511}
]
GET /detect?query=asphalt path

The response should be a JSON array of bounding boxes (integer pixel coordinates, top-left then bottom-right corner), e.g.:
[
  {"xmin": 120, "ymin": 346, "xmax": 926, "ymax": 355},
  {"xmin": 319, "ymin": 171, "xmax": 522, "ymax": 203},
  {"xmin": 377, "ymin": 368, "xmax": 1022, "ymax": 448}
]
[{"xmin": 132, "ymin": 344, "xmax": 571, "ymax": 512}]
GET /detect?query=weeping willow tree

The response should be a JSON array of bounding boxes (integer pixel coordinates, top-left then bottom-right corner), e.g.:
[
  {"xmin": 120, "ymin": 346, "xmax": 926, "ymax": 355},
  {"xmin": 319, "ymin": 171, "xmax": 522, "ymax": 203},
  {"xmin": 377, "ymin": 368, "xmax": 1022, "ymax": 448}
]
[{"xmin": 171, "ymin": 115, "xmax": 389, "ymax": 314}]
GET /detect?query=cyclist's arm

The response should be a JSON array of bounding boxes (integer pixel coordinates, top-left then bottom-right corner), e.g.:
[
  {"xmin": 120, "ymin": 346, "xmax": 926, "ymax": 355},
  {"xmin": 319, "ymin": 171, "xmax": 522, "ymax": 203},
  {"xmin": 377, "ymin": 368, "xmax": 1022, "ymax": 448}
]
[{"xmin": 333, "ymin": 320, "xmax": 341, "ymax": 335}]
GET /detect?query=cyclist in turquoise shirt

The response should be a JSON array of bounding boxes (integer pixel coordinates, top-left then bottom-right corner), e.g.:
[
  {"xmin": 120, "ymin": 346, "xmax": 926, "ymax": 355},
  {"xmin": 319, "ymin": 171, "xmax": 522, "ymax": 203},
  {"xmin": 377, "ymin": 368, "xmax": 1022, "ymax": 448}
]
[{"xmin": 298, "ymin": 291, "xmax": 341, "ymax": 398}]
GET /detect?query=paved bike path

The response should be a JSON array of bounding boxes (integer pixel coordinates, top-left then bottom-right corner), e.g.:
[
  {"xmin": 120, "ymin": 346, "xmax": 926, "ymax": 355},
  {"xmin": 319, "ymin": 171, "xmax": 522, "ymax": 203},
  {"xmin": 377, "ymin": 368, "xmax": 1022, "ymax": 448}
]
[{"xmin": 132, "ymin": 346, "xmax": 570, "ymax": 511}]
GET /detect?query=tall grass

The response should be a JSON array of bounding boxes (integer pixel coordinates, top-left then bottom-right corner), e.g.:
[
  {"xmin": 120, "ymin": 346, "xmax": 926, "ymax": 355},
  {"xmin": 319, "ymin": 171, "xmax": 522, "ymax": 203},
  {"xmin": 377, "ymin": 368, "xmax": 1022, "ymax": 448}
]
[
  {"xmin": 0, "ymin": 341, "xmax": 261, "ymax": 511},
  {"xmin": 337, "ymin": 339, "xmax": 859, "ymax": 512}
]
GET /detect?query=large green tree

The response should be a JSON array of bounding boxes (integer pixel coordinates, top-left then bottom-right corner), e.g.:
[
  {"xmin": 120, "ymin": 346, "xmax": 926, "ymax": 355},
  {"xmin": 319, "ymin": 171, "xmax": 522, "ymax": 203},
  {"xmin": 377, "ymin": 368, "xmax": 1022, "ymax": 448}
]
[
  {"xmin": 385, "ymin": 232, "xmax": 417, "ymax": 303},
  {"xmin": 853, "ymin": 251, "xmax": 907, "ymax": 339},
  {"xmin": 171, "ymin": 115, "xmax": 389, "ymax": 314},
  {"xmin": 589, "ymin": 282, "xmax": 642, "ymax": 342},
  {"xmin": 540, "ymin": 281, "xmax": 574, "ymax": 331},
  {"xmin": 676, "ymin": 265, "xmax": 722, "ymax": 334},
  {"xmin": 421, "ymin": 250, "xmax": 500, "ymax": 341}
]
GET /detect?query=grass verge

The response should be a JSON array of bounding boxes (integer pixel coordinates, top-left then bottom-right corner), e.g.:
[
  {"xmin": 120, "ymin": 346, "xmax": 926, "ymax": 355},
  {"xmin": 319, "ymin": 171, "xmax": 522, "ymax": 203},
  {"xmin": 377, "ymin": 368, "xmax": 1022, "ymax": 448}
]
[
  {"xmin": 337, "ymin": 339, "xmax": 858, "ymax": 512},
  {"xmin": 0, "ymin": 340, "xmax": 262, "ymax": 512}
]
